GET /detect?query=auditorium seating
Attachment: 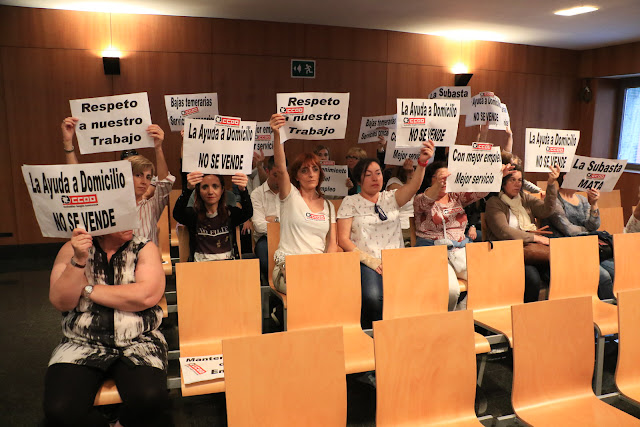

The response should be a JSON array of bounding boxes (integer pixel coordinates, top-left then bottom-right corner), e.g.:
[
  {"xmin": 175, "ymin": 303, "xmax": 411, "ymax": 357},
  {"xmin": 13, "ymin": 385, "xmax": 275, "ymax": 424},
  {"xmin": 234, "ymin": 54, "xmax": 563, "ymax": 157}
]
[
  {"xmin": 168, "ymin": 189, "xmax": 182, "ymax": 247},
  {"xmin": 267, "ymin": 222, "xmax": 287, "ymax": 327},
  {"xmin": 616, "ymin": 289, "xmax": 640, "ymax": 406},
  {"xmin": 613, "ymin": 233, "xmax": 640, "ymax": 294},
  {"xmin": 599, "ymin": 206, "xmax": 625, "ymax": 235},
  {"xmin": 157, "ymin": 206, "xmax": 173, "ymax": 276}
]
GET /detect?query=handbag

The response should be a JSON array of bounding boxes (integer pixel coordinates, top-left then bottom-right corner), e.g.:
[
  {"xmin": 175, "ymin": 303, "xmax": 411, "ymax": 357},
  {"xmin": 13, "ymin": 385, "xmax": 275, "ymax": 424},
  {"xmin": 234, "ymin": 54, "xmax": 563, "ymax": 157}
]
[
  {"xmin": 523, "ymin": 242, "xmax": 551, "ymax": 265},
  {"xmin": 590, "ymin": 230, "xmax": 614, "ymax": 261}
]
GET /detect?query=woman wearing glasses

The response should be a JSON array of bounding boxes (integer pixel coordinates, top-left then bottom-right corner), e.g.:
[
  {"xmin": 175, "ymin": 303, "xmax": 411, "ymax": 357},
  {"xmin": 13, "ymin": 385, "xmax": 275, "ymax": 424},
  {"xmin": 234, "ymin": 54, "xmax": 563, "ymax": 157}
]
[
  {"xmin": 345, "ymin": 147, "xmax": 367, "ymax": 195},
  {"xmin": 337, "ymin": 141, "xmax": 434, "ymax": 329}
]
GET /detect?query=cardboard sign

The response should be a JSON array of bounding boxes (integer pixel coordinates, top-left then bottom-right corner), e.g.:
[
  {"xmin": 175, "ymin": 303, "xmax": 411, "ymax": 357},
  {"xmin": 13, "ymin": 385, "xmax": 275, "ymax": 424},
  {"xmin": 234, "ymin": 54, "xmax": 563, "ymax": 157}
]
[
  {"xmin": 321, "ymin": 165, "xmax": 348, "ymax": 197},
  {"xmin": 357, "ymin": 115, "xmax": 396, "ymax": 144},
  {"xmin": 428, "ymin": 86, "xmax": 472, "ymax": 116},
  {"xmin": 465, "ymin": 92, "xmax": 503, "ymax": 127},
  {"xmin": 276, "ymin": 92, "xmax": 350, "ymax": 142},
  {"xmin": 561, "ymin": 155, "xmax": 627, "ymax": 192},
  {"xmin": 488, "ymin": 103, "xmax": 510, "ymax": 131},
  {"xmin": 446, "ymin": 144, "xmax": 503, "ymax": 192},
  {"xmin": 179, "ymin": 355, "xmax": 224, "ymax": 385},
  {"xmin": 182, "ymin": 116, "xmax": 256, "ymax": 175},
  {"xmin": 22, "ymin": 161, "xmax": 138, "ymax": 238},
  {"xmin": 69, "ymin": 92, "xmax": 153, "ymax": 154},
  {"xmin": 254, "ymin": 121, "xmax": 274, "ymax": 157},
  {"xmin": 524, "ymin": 128, "xmax": 580, "ymax": 172},
  {"xmin": 396, "ymin": 98, "xmax": 460, "ymax": 147},
  {"xmin": 164, "ymin": 93, "xmax": 219, "ymax": 132}
]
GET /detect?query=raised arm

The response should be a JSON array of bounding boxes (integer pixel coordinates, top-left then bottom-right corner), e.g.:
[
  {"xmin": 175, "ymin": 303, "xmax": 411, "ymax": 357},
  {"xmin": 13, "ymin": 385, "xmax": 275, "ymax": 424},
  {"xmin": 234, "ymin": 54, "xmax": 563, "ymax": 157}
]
[
  {"xmin": 61, "ymin": 117, "xmax": 79, "ymax": 164},
  {"xmin": 504, "ymin": 125, "xmax": 513, "ymax": 153},
  {"xmin": 395, "ymin": 140, "xmax": 434, "ymax": 207},
  {"xmin": 270, "ymin": 114, "xmax": 291, "ymax": 200},
  {"xmin": 148, "ymin": 124, "xmax": 169, "ymax": 180},
  {"xmin": 49, "ymin": 229, "xmax": 91, "ymax": 311}
]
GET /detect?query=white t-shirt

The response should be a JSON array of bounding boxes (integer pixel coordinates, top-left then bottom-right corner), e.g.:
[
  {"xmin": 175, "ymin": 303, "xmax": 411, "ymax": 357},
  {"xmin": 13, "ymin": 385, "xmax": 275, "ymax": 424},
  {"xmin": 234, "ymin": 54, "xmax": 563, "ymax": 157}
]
[
  {"xmin": 337, "ymin": 190, "xmax": 403, "ymax": 259},
  {"xmin": 385, "ymin": 177, "xmax": 413, "ymax": 229},
  {"xmin": 275, "ymin": 186, "xmax": 336, "ymax": 257}
]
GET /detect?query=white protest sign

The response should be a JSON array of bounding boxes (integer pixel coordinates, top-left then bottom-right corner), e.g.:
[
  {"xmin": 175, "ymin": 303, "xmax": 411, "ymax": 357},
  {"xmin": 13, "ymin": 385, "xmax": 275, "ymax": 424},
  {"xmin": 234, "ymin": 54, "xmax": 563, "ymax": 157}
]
[
  {"xmin": 276, "ymin": 92, "xmax": 349, "ymax": 142},
  {"xmin": 524, "ymin": 128, "xmax": 580, "ymax": 172},
  {"xmin": 428, "ymin": 86, "xmax": 472, "ymax": 116},
  {"xmin": 179, "ymin": 355, "xmax": 224, "ymax": 385},
  {"xmin": 182, "ymin": 117, "xmax": 255, "ymax": 175},
  {"xmin": 465, "ymin": 92, "xmax": 503, "ymax": 127},
  {"xmin": 164, "ymin": 93, "xmax": 219, "ymax": 132},
  {"xmin": 382, "ymin": 119, "xmax": 419, "ymax": 166},
  {"xmin": 22, "ymin": 161, "xmax": 138, "ymax": 238},
  {"xmin": 69, "ymin": 92, "xmax": 153, "ymax": 154},
  {"xmin": 396, "ymin": 98, "xmax": 460, "ymax": 148},
  {"xmin": 446, "ymin": 144, "xmax": 503, "ymax": 193},
  {"xmin": 357, "ymin": 115, "xmax": 396, "ymax": 144},
  {"xmin": 561, "ymin": 156, "xmax": 627, "ymax": 192},
  {"xmin": 488, "ymin": 103, "xmax": 510, "ymax": 131},
  {"xmin": 321, "ymin": 165, "xmax": 348, "ymax": 197},
  {"xmin": 254, "ymin": 121, "xmax": 274, "ymax": 157}
]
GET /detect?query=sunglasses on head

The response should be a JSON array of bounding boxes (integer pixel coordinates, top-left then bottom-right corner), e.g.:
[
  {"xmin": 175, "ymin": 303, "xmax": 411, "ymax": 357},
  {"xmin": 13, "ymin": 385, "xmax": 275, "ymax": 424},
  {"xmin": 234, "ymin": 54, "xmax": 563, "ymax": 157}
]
[
  {"xmin": 346, "ymin": 155, "xmax": 359, "ymax": 160},
  {"xmin": 374, "ymin": 203, "xmax": 388, "ymax": 221}
]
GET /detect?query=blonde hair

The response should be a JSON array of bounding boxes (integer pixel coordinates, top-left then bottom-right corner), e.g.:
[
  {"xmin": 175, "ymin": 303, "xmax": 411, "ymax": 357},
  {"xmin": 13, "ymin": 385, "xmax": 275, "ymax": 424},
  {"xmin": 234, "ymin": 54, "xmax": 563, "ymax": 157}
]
[
  {"xmin": 126, "ymin": 155, "xmax": 155, "ymax": 176},
  {"xmin": 346, "ymin": 146, "xmax": 367, "ymax": 159}
]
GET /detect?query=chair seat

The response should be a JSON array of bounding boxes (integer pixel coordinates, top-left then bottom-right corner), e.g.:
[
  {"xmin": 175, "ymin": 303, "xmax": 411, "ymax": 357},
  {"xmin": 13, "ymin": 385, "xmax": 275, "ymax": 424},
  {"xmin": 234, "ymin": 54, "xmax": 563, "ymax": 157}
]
[
  {"xmin": 158, "ymin": 295, "xmax": 168, "ymax": 318},
  {"xmin": 592, "ymin": 298, "xmax": 618, "ymax": 336},
  {"xmin": 343, "ymin": 325, "xmax": 375, "ymax": 374},
  {"xmin": 458, "ymin": 279, "xmax": 467, "ymax": 293},
  {"xmin": 94, "ymin": 379, "xmax": 122, "ymax": 405},
  {"xmin": 618, "ymin": 383, "xmax": 640, "ymax": 407},
  {"xmin": 162, "ymin": 260, "xmax": 172, "ymax": 276},
  {"xmin": 474, "ymin": 333, "xmax": 490, "ymax": 354},
  {"xmin": 473, "ymin": 308, "xmax": 513, "ymax": 346},
  {"xmin": 424, "ymin": 416, "xmax": 484, "ymax": 427}
]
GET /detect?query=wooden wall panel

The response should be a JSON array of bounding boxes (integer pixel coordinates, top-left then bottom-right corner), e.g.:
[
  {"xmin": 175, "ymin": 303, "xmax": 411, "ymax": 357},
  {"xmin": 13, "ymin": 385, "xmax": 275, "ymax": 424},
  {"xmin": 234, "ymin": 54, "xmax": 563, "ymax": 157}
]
[
  {"xmin": 0, "ymin": 6, "xmax": 110, "ymax": 50},
  {"xmin": 211, "ymin": 19, "xmax": 305, "ymax": 57},
  {"xmin": 111, "ymin": 13, "xmax": 212, "ymax": 53},
  {"xmin": 616, "ymin": 172, "xmax": 640, "ymax": 222},
  {"xmin": 591, "ymin": 79, "xmax": 619, "ymax": 158},
  {"xmin": 385, "ymin": 63, "xmax": 451, "ymax": 111},
  {"xmin": 387, "ymin": 32, "xmax": 461, "ymax": 67},
  {"xmin": 305, "ymin": 25, "xmax": 387, "ymax": 62},
  {"xmin": 2, "ymin": 47, "xmax": 115, "ymax": 244},
  {"xmin": 579, "ymin": 41, "xmax": 640, "ymax": 78},
  {"xmin": 0, "ymin": 52, "xmax": 18, "ymax": 244}
]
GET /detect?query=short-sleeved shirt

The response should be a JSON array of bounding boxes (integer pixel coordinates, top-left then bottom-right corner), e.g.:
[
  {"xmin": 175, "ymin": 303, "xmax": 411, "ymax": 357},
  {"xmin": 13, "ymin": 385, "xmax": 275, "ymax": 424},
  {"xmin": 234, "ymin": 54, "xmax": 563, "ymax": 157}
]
[{"xmin": 338, "ymin": 190, "xmax": 402, "ymax": 259}]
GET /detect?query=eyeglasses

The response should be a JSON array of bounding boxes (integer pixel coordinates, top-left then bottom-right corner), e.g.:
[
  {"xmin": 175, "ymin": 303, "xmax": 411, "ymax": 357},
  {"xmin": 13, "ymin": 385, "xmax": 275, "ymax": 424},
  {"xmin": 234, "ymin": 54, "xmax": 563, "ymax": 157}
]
[
  {"xmin": 121, "ymin": 149, "xmax": 139, "ymax": 160},
  {"xmin": 374, "ymin": 203, "xmax": 388, "ymax": 221},
  {"xmin": 346, "ymin": 155, "xmax": 359, "ymax": 160}
]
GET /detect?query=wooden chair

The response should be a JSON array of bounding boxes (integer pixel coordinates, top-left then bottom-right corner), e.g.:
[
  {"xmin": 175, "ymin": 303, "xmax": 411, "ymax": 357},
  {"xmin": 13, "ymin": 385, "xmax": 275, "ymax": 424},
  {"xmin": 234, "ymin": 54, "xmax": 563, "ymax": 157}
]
[
  {"xmin": 374, "ymin": 311, "xmax": 483, "ymax": 426},
  {"xmin": 511, "ymin": 297, "xmax": 640, "ymax": 426},
  {"xmin": 408, "ymin": 216, "xmax": 417, "ymax": 247},
  {"xmin": 266, "ymin": 222, "xmax": 287, "ymax": 325},
  {"xmin": 329, "ymin": 198, "xmax": 342, "ymax": 214},
  {"xmin": 616, "ymin": 289, "xmax": 640, "ymax": 406},
  {"xmin": 549, "ymin": 235, "xmax": 618, "ymax": 395},
  {"xmin": 176, "ymin": 224, "xmax": 189, "ymax": 263},
  {"xmin": 536, "ymin": 180, "xmax": 548, "ymax": 190},
  {"xmin": 168, "ymin": 189, "xmax": 182, "ymax": 247},
  {"xmin": 175, "ymin": 259, "xmax": 262, "ymax": 396},
  {"xmin": 466, "ymin": 240, "xmax": 525, "ymax": 347},
  {"xmin": 286, "ymin": 251, "xmax": 375, "ymax": 374},
  {"xmin": 381, "ymin": 246, "xmax": 490, "ymax": 354},
  {"xmin": 480, "ymin": 212, "xmax": 487, "ymax": 242},
  {"xmin": 157, "ymin": 206, "xmax": 173, "ymax": 276},
  {"xmin": 599, "ymin": 206, "xmax": 624, "ymax": 235},
  {"xmin": 223, "ymin": 327, "xmax": 347, "ymax": 427},
  {"xmin": 599, "ymin": 189, "xmax": 621, "ymax": 208},
  {"xmin": 613, "ymin": 232, "xmax": 640, "ymax": 294}
]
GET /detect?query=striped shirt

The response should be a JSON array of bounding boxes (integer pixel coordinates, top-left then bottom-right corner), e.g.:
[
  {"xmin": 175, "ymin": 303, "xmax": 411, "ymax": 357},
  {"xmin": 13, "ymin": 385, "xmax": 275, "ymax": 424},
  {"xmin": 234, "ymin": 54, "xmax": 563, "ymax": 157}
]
[{"xmin": 134, "ymin": 174, "xmax": 175, "ymax": 246}]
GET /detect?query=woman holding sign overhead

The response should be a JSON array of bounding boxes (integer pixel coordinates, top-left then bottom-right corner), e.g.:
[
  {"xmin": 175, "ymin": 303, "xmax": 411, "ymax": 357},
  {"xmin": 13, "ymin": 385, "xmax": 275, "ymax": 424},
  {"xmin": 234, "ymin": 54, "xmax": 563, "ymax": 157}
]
[
  {"xmin": 337, "ymin": 141, "xmax": 434, "ymax": 329},
  {"xmin": 269, "ymin": 113, "xmax": 338, "ymax": 293}
]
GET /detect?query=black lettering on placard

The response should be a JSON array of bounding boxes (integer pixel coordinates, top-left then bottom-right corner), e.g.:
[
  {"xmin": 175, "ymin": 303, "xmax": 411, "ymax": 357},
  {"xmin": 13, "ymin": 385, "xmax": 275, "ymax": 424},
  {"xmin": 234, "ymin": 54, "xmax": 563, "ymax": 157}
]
[
  {"xmin": 90, "ymin": 134, "xmax": 142, "ymax": 146},
  {"xmin": 28, "ymin": 173, "xmax": 42, "ymax": 193},
  {"xmin": 578, "ymin": 179, "xmax": 604, "ymax": 190},
  {"xmin": 91, "ymin": 117, "xmax": 142, "ymax": 129},
  {"xmin": 287, "ymin": 127, "xmax": 335, "ymax": 137},
  {"xmin": 67, "ymin": 212, "xmax": 80, "ymax": 229},
  {"xmin": 53, "ymin": 212, "xmax": 67, "ymax": 232},
  {"xmin": 81, "ymin": 99, "xmax": 138, "ymax": 113},
  {"xmin": 198, "ymin": 153, "xmax": 209, "ymax": 168},
  {"xmin": 220, "ymin": 155, "xmax": 243, "ymax": 170},
  {"xmin": 80, "ymin": 209, "xmax": 116, "ymax": 232},
  {"xmin": 42, "ymin": 172, "xmax": 70, "ymax": 200},
  {"xmin": 409, "ymin": 128, "xmax": 419, "ymax": 142}
]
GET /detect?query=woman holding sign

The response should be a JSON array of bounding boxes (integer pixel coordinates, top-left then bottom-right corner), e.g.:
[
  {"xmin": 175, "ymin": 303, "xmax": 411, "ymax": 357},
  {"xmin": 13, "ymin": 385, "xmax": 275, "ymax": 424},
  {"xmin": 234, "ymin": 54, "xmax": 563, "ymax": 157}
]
[
  {"xmin": 44, "ymin": 228, "xmax": 170, "ymax": 427},
  {"xmin": 269, "ymin": 114, "xmax": 338, "ymax": 293},
  {"xmin": 337, "ymin": 141, "xmax": 434, "ymax": 329}
]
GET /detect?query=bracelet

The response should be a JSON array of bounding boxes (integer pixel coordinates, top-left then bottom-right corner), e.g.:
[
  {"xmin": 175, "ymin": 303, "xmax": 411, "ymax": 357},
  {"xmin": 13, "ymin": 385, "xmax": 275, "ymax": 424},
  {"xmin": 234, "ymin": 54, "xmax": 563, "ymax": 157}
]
[
  {"xmin": 417, "ymin": 159, "xmax": 429, "ymax": 167},
  {"xmin": 70, "ymin": 257, "xmax": 86, "ymax": 269},
  {"xmin": 63, "ymin": 145, "xmax": 75, "ymax": 153}
]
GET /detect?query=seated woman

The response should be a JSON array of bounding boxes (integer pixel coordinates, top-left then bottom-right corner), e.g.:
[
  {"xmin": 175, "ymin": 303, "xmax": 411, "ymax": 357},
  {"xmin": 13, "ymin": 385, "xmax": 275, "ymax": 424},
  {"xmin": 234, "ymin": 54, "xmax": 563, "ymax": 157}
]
[
  {"xmin": 385, "ymin": 159, "xmax": 416, "ymax": 245},
  {"xmin": 269, "ymin": 114, "xmax": 338, "ymax": 293},
  {"xmin": 414, "ymin": 161, "xmax": 512, "ymax": 310},
  {"xmin": 346, "ymin": 146, "xmax": 368, "ymax": 195},
  {"xmin": 44, "ymin": 228, "xmax": 170, "ymax": 427},
  {"xmin": 484, "ymin": 165, "xmax": 559, "ymax": 303},
  {"xmin": 338, "ymin": 141, "xmax": 434, "ymax": 329},
  {"xmin": 173, "ymin": 171, "xmax": 252, "ymax": 262}
]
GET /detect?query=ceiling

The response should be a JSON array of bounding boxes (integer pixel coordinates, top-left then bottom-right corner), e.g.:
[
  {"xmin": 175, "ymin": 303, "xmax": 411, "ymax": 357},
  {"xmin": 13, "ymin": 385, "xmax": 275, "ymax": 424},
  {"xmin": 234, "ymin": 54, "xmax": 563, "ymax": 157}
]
[{"xmin": 2, "ymin": 0, "xmax": 640, "ymax": 50}]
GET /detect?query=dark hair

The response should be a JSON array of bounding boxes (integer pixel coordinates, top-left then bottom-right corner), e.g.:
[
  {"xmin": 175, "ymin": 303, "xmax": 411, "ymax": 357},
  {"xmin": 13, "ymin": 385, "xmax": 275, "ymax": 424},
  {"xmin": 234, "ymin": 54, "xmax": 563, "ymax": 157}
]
[
  {"xmin": 557, "ymin": 172, "xmax": 565, "ymax": 187},
  {"xmin": 289, "ymin": 152, "xmax": 325, "ymax": 196},
  {"xmin": 394, "ymin": 165, "xmax": 412, "ymax": 184},
  {"xmin": 353, "ymin": 158, "xmax": 381, "ymax": 186},
  {"xmin": 193, "ymin": 174, "xmax": 229, "ymax": 223},
  {"xmin": 500, "ymin": 164, "xmax": 523, "ymax": 192},
  {"xmin": 418, "ymin": 160, "xmax": 447, "ymax": 193},
  {"xmin": 265, "ymin": 156, "xmax": 275, "ymax": 170},
  {"xmin": 313, "ymin": 145, "xmax": 330, "ymax": 157}
]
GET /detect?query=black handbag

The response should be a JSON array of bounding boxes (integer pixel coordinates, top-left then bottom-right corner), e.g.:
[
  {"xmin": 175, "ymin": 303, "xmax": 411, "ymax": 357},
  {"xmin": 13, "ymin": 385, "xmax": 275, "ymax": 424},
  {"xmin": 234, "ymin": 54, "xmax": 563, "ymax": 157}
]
[{"xmin": 590, "ymin": 230, "xmax": 614, "ymax": 261}]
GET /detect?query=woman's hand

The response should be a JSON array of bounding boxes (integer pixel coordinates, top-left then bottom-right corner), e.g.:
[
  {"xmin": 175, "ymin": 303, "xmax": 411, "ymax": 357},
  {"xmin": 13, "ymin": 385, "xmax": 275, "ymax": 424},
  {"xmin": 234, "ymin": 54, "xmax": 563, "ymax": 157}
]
[
  {"xmin": 402, "ymin": 158, "xmax": 414, "ymax": 171},
  {"xmin": 186, "ymin": 171, "xmax": 204, "ymax": 190},
  {"xmin": 375, "ymin": 263, "xmax": 383, "ymax": 275},
  {"xmin": 70, "ymin": 228, "xmax": 93, "ymax": 264},
  {"xmin": 376, "ymin": 134, "xmax": 387, "ymax": 152},
  {"xmin": 345, "ymin": 178, "xmax": 354, "ymax": 189},
  {"xmin": 468, "ymin": 225, "xmax": 477, "ymax": 241},
  {"xmin": 253, "ymin": 149, "xmax": 265, "ymax": 169},
  {"xmin": 418, "ymin": 140, "xmax": 435, "ymax": 165},
  {"xmin": 547, "ymin": 165, "xmax": 561, "ymax": 184},
  {"xmin": 587, "ymin": 188, "xmax": 600, "ymax": 206},
  {"xmin": 231, "ymin": 173, "xmax": 249, "ymax": 192},
  {"xmin": 533, "ymin": 234, "xmax": 550, "ymax": 245},
  {"xmin": 61, "ymin": 117, "xmax": 78, "ymax": 144},
  {"xmin": 270, "ymin": 114, "xmax": 286, "ymax": 131},
  {"xmin": 501, "ymin": 163, "xmax": 515, "ymax": 176},
  {"xmin": 147, "ymin": 124, "xmax": 165, "ymax": 149}
]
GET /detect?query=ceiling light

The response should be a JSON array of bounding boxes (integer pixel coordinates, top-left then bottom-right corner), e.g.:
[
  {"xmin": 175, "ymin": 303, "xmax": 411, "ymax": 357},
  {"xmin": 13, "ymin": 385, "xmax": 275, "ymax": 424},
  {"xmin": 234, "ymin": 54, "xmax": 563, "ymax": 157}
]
[{"xmin": 554, "ymin": 6, "xmax": 599, "ymax": 16}]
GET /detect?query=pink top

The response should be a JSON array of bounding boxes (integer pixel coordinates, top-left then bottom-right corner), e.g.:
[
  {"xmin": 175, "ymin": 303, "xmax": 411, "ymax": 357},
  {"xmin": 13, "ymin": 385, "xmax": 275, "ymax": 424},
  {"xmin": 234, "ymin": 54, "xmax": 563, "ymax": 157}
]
[{"xmin": 413, "ymin": 192, "xmax": 487, "ymax": 242}]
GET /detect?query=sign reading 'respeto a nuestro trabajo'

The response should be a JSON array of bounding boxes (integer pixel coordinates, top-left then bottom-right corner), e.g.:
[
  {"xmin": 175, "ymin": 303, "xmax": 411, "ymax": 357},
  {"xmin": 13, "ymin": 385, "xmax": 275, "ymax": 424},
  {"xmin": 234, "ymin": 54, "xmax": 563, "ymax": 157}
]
[
  {"xmin": 69, "ymin": 92, "xmax": 154, "ymax": 154},
  {"xmin": 22, "ymin": 161, "xmax": 138, "ymax": 238},
  {"xmin": 182, "ymin": 116, "xmax": 256, "ymax": 175},
  {"xmin": 561, "ymin": 155, "xmax": 627, "ymax": 192},
  {"xmin": 164, "ymin": 93, "xmax": 219, "ymax": 132},
  {"xmin": 395, "ymin": 98, "xmax": 460, "ymax": 148},
  {"xmin": 524, "ymin": 128, "xmax": 580, "ymax": 172},
  {"xmin": 276, "ymin": 92, "xmax": 350, "ymax": 142},
  {"xmin": 446, "ymin": 143, "xmax": 503, "ymax": 193}
]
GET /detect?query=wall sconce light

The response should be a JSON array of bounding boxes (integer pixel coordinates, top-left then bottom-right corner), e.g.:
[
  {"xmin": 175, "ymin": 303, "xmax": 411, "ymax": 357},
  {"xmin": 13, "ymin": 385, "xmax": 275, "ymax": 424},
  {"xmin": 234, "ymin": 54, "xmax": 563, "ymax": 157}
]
[
  {"xmin": 454, "ymin": 73, "xmax": 473, "ymax": 86},
  {"xmin": 102, "ymin": 47, "xmax": 121, "ymax": 75}
]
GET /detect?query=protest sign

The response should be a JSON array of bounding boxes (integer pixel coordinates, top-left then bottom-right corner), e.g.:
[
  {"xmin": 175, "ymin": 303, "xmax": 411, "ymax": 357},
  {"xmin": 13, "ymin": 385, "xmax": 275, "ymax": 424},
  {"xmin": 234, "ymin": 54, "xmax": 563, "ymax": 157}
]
[
  {"xmin": 561, "ymin": 155, "xmax": 626, "ymax": 192},
  {"xmin": 22, "ymin": 161, "xmax": 138, "ymax": 238},
  {"xmin": 276, "ymin": 92, "xmax": 349, "ymax": 142},
  {"xmin": 446, "ymin": 144, "xmax": 503, "ymax": 192},
  {"xmin": 357, "ymin": 115, "xmax": 396, "ymax": 144},
  {"xmin": 182, "ymin": 117, "xmax": 256, "ymax": 175},
  {"xmin": 382, "ymin": 118, "xmax": 420, "ymax": 166},
  {"xmin": 254, "ymin": 121, "xmax": 274, "ymax": 157},
  {"xmin": 465, "ymin": 92, "xmax": 503, "ymax": 127},
  {"xmin": 428, "ymin": 86, "xmax": 472, "ymax": 116},
  {"xmin": 396, "ymin": 98, "xmax": 460, "ymax": 148},
  {"xmin": 164, "ymin": 93, "xmax": 219, "ymax": 132},
  {"xmin": 179, "ymin": 355, "xmax": 224, "ymax": 385},
  {"xmin": 488, "ymin": 103, "xmax": 510, "ymax": 131},
  {"xmin": 524, "ymin": 128, "xmax": 580, "ymax": 172},
  {"xmin": 69, "ymin": 92, "xmax": 153, "ymax": 154},
  {"xmin": 321, "ymin": 165, "xmax": 348, "ymax": 197}
]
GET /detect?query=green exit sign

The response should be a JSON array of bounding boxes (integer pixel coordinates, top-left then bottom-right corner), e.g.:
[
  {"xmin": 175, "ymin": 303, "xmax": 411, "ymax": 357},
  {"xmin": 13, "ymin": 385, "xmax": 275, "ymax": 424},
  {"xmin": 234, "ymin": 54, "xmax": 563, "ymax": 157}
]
[{"xmin": 291, "ymin": 59, "xmax": 316, "ymax": 78}]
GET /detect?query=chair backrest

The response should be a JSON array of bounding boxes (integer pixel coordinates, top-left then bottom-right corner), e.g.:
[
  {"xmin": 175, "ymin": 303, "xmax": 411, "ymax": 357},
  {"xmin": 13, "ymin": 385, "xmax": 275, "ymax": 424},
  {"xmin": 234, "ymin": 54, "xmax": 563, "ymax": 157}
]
[
  {"xmin": 286, "ymin": 251, "xmax": 361, "ymax": 330},
  {"xmin": 480, "ymin": 213, "xmax": 487, "ymax": 241},
  {"xmin": 157, "ymin": 206, "xmax": 172, "ymax": 269},
  {"xmin": 613, "ymin": 232, "xmax": 640, "ymax": 294},
  {"xmin": 536, "ymin": 180, "xmax": 548, "ymax": 190},
  {"xmin": 599, "ymin": 206, "xmax": 624, "ymax": 235},
  {"xmin": 615, "ymin": 289, "xmax": 640, "ymax": 394},
  {"xmin": 466, "ymin": 240, "xmax": 525, "ymax": 310},
  {"xmin": 176, "ymin": 224, "xmax": 190, "ymax": 263},
  {"xmin": 381, "ymin": 246, "xmax": 449, "ymax": 319},
  {"xmin": 329, "ymin": 198, "xmax": 342, "ymax": 214},
  {"xmin": 169, "ymin": 189, "xmax": 182, "ymax": 246},
  {"xmin": 599, "ymin": 189, "xmax": 621, "ymax": 208},
  {"xmin": 511, "ymin": 297, "xmax": 595, "ymax": 412},
  {"xmin": 373, "ymin": 311, "xmax": 479, "ymax": 426},
  {"xmin": 223, "ymin": 327, "xmax": 347, "ymax": 427},
  {"xmin": 408, "ymin": 216, "xmax": 417, "ymax": 247},
  {"xmin": 175, "ymin": 259, "xmax": 262, "ymax": 357},
  {"xmin": 549, "ymin": 235, "xmax": 600, "ymax": 300},
  {"xmin": 266, "ymin": 222, "xmax": 280, "ymax": 287}
]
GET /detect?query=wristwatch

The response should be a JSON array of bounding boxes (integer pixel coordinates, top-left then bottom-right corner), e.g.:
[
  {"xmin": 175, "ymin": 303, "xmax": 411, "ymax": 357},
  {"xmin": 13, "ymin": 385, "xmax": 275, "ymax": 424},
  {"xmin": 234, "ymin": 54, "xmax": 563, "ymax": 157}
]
[
  {"xmin": 70, "ymin": 257, "xmax": 86, "ymax": 269},
  {"xmin": 82, "ymin": 284, "xmax": 94, "ymax": 300}
]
